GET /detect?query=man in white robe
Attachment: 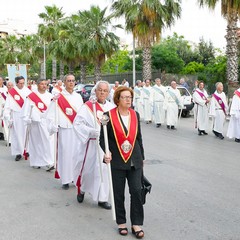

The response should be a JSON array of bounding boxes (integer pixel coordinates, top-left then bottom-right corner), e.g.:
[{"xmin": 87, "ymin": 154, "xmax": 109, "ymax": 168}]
[
  {"xmin": 73, "ymin": 81, "xmax": 115, "ymax": 210},
  {"xmin": 109, "ymin": 81, "xmax": 119, "ymax": 104},
  {"xmin": 141, "ymin": 79, "xmax": 152, "ymax": 123},
  {"xmin": 46, "ymin": 74, "xmax": 83, "ymax": 189},
  {"xmin": 227, "ymin": 88, "xmax": 240, "ymax": 143},
  {"xmin": 151, "ymin": 78, "xmax": 166, "ymax": 127},
  {"xmin": 209, "ymin": 82, "xmax": 229, "ymax": 140},
  {"xmin": 0, "ymin": 76, "xmax": 8, "ymax": 141},
  {"xmin": 3, "ymin": 76, "xmax": 31, "ymax": 161},
  {"xmin": 164, "ymin": 81, "xmax": 182, "ymax": 130},
  {"xmin": 193, "ymin": 81, "xmax": 210, "ymax": 135},
  {"xmin": 133, "ymin": 80, "xmax": 144, "ymax": 120},
  {"xmin": 22, "ymin": 79, "xmax": 54, "ymax": 169}
]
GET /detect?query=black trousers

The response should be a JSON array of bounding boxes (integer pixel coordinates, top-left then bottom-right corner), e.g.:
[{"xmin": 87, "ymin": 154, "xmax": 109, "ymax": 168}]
[{"xmin": 111, "ymin": 167, "xmax": 144, "ymax": 225}]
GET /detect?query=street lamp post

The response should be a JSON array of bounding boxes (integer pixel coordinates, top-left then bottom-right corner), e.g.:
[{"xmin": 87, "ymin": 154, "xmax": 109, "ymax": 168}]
[
  {"xmin": 132, "ymin": 35, "xmax": 136, "ymax": 87},
  {"xmin": 43, "ymin": 41, "xmax": 46, "ymax": 79}
]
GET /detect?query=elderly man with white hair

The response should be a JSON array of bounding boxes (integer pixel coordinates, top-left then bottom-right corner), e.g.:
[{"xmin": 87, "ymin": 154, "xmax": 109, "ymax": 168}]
[
  {"xmin": 73, "ymin": 80, "xmax": 115, "ymax": 210},
  {"xmin": 133, "ymin": 80, "xmax": 144, "ymax": 120},
  {"xmin": 209, "ymin": 82, "xmax": 229, "ymax": 140}
]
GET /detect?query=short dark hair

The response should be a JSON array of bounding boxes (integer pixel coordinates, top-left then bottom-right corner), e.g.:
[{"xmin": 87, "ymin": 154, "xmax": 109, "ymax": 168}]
[
  {"xmin": 113, "ymin": 86, "xmax": 133, "ymax": 106},
  {"xmin": 15, "ymin": 76, "xmax": 25, "ymax": 84}
]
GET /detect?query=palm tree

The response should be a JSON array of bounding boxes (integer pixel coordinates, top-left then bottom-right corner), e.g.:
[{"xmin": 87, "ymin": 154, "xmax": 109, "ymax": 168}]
[
  {"xmin": 78, "ymin": 6, "xmax": 121, "ymax": 81},
  {"xmin": 198, "ymin": 0, "xmax": 240, "ymax": 84},
  {"xmin": 38, "ymin": 5, "xmax": 65, "ymax": 79},
  {"xmin": 112, "ymin": 0, "xmax": 181, "ymax": 81}
]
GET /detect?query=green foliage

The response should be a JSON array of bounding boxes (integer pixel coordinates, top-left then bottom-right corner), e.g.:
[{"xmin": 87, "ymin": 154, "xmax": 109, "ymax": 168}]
[
  {"xmin": 181, "ymin": 61, "xmax": 205, "ymax": 74},
  {"xmin": 151, "ymin": 44, "xmax": 184, "ymax": 73}
]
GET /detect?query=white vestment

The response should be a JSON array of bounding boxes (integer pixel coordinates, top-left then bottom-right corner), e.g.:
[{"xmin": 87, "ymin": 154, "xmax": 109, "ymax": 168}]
[
  {"xmin": 141, "ymin": 86, "xmax": 152, "ymax": 121},
  {"xmin": 151, "ymin": 85, "xmax": 166, "ymax": 124},
  {"xmin": 193, "ymin": 88, "xmax": 209, "ymax": 131},
  {"xmin": 3, "ymin": 86, "xmax": 31, "ymax": 156},
  {"xmin": 133, "ymin": 86, "xmax": 144, "ymax": 120},
  {"xmin": 227, "ymin": 89, "xmax": 240, "ymax": 139},
  {"xmin": 22, "ymin": 91, "xmax": 54, "ymax": 167},
  {"xmin": 0, "ymin": 86, "xmax": 8, "ymax": 140},
  {"xmin": 209, "ymin": 91, "xmax": 228, "ymax": 134},
  {"xmin": 46, "ymin": 89, "xmax": 83, "ymax": 184},
  {"xmin": 73, "ymin": 100, "xmax": 115, "ymax": 202},
  {"xmin": 164, "ymin": 87, "xmax": 182, "ymax": 126}
]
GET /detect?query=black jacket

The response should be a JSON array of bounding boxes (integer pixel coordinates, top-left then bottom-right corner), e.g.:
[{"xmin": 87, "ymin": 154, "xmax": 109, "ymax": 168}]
[{"xmin": 100, "ymin": 110, "xmax": 145, "ymax": 170}]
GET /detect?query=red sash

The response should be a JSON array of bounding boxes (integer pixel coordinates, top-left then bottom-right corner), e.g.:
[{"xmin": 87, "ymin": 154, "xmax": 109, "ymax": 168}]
[
  {"xmin": 85, "ymin": 100, "xmax": 104, "ymax": 123},
  {"xmin": 212, "ymin": 93, "xmax": 226, "ymax": 115},
  {"xmin": 28, "ymin": 92, "xmax": 47, "ymax": 113},
  {"xmin": 234, "ymin": 90, "xmax": 240, "ymax": 98},
  {"xmin": 195, "ymin": 90, "xmax": 207, "ymax": 100},
  {"xmin": 109, "ymin": 107, "xmax": 138, "ymax": 163},
  {"xmin": 1, "ymin": 92, "xmax": 7, "ymax": 100},
  {"xmin": 57, "ymin": 94, "xmax": 77, "ymax": 123},
  {"xmin": 8, "ymin": 88, "xmax": 24, "ymax": 108}
]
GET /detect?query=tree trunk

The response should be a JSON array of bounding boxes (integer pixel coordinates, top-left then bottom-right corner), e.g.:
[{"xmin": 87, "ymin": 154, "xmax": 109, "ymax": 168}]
[
  {"xmin": 52, "ymin": 58, "xmax": 57, "ymax": 80},
  {"xmin": 225, "ymin": 12, "xmax": 238, "ymax": 83},
  {"xmin": 94, "ymin": 61, "xmax": 102, "ymax": 82},
  {"xmin": 59, "ymin": 60, "xmax": 64, "ymax": 80},
  {"xmin": 142, "ymin": 46, "xmax": 152, "ymax": 81},
  {"xmin": 80, "ymin": 61, "xmax": 87, "ymax": 83},
  {"xmin": 68, "ymin": 62, "xmax": 74, "ymax": 74}
]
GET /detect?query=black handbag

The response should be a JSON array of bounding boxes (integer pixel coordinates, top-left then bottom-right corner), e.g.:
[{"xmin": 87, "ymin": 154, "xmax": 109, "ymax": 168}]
[{"xmin": 141, "ymin": 174, "xmax": 152, "ymax": 205}]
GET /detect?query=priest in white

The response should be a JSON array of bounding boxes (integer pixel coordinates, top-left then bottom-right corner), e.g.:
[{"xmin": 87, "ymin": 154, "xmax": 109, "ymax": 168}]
[
  {"xmin": 22, "ymin": 79, "xmax": 54, "ymax": 168},
  {"xmin": 151, "ymin": 78, "xmax": 166, "ymax": 127},
  {"xmin": 209, "ymin": 82, "xmax": 229, "ymax": 140},
  {"xmin": 163, "ymin": 81, "xmax": 182, "ymax": 130},
  {"xmin": 3, "ymin": 76, "xmax": 31, "ymax": 161},
  {"xmin": 133, "ymin": 80, "xmax": 144, "ymax": 120},
  {"xmin": 192, "ymin": 81, "xmax": 210, "ymax": 135},
  {"xmin": 141, "ymin": 79, "xmax": 152, "ymax": 123},
  {"xmin": 46, "ymin": 74, "xmax": 83, "ymax": 189},
  {"xmin": 227, "ymin": 88, "xmax": 240, "ymax": 143},
  {"xmin": 73, "ymin": 81, "xmax": 115, "ymax": 210},
  {"xmin": 0, "ymin": 76, "xmax": 8, "ymax": 141}
]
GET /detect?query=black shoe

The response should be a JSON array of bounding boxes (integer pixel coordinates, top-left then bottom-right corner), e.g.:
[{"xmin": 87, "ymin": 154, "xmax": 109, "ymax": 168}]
[
  {"xmin": 212, "ymin": 130, "xmax": 219, "ymax": 137},
  {"xmin": 62, "ymin": 184, "xmax": 69, "ymax": 190},
  {"xmin": 171, "ymin": 126, "xmax": 176, "ymax": 130},
  {"xmin": 167, "ymin": 125, "xmax": 170, "ymax": 129},
  {"xmin": 15, "ymin": 154, "xmax": 22, "ymax": 161},
  {"xmin": 218, "ymin": 134, "xmax": 224, "ymax": 140},
  {"xmin": 98, "ymin": 201, "xmax": 112, "ymax": 210},
  {"xmin": 77, "ymin": 193, "xmax": 85, "ymax": 203},
  {"xmin": 32, "ymin": 166, "xmax": 41, "ymax": 169},
  {"xmin": 202, "ymin": 130, "xmax": 208, "ymax": 135},
  {"xmin": 198, "ymin": 129, "xmax": 202, "ymax": 135},
  {"xmin": 235, "ymin": 138, "xmax": 240, "ymax": 143},
  {"xmin": 46, "ymin": 165, "xmax": 55, "ymax": 172},
  {"xmin": 131, "ymin": 227, "xmax": 144, "ymax": 239}
]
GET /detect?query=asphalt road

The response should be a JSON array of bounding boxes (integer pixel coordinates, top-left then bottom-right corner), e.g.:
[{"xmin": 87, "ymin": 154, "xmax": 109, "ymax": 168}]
[{"xmin": 0, "ymin": 116, "xmax": 239, "ymax": 240}]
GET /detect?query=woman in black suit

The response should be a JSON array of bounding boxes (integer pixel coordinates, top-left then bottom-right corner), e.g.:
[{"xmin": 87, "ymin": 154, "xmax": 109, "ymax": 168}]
[{"xmin": 100, "ymin": 86, "xmax": 145, "ymax": 239}]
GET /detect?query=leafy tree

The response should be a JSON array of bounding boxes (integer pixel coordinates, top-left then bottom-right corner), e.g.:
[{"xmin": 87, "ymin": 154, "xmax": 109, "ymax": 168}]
[{"xmin": 181, "ymin": 61, "xmax": 205, "ymax": 74}]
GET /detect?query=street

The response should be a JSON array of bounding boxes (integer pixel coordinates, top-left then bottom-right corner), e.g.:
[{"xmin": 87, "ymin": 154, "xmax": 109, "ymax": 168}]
[{"xmin": 0, "ymin": 116, "xmax": 240, "ymax": 240}]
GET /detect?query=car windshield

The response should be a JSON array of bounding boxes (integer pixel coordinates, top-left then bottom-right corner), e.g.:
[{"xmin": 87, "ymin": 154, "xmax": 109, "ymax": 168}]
[
  {"xmin": 178, "ymin": 87, "xmax": 190, "ymax": 96},
  {"xmin": 84, "ymin": 85, "xmax": 94, "ymax": 92},
  {"xmin": 74, "ymin": 84, "xmax": 85, "ymax": 91}
]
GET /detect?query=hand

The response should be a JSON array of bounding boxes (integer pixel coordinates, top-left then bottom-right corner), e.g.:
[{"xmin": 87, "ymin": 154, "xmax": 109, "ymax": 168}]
[
  {"xmin": 90, "ymin": 129, "xmax": 100, "ymax": 138},
  {"xmin": 52, "ymin": 94, "xmax": 60, "ymax": 101},
  {"xmin": 104, "ymin": 152, "xmax": 112, "ymax": 163}
]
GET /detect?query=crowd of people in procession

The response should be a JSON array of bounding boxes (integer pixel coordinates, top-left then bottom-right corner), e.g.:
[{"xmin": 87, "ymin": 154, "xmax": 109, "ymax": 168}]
[{"xmin": 0, "ymin": 74, "xmax": 240, "ymax": 239}]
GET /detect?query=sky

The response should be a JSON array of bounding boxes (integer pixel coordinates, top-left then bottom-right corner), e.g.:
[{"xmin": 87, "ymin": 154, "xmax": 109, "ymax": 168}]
[{"xmin": 0, "ymin": 0, "xmax": 227, "ymax": 50}]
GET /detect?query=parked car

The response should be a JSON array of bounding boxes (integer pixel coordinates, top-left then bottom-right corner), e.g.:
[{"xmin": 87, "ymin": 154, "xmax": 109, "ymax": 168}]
[
  {"xmin": 74, "ymin": 83, "xmax": 95, "ymax": 102},
  {"xmin": 177, "ymin": 85, "xmax": 194, "ymax": 117}
]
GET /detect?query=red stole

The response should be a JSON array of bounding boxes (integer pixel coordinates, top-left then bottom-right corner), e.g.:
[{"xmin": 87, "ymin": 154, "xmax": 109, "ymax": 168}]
[
  {"xmin": 195, "ymin": 90, "xmax": 207, "ymax": 100},
  {"xmin": 109, "ymin": 107, "xmax": 138, "ymax": 163},
  {"xmin": 57, "ymin": 94, "xmax": 77, "ymax": 123},
  {"xmin": 234, "ymin": 90, "xmax": 240, "ymax": 98},
  {"xmin": 28, "ymin": 92, "xmax": 47, "ymax": 113},
  {"xmin": 8, "ymin": 88, "xmax": 24, "ymax": 108},
  {"xmin": 1, "ymin": 92, "xmax": 7, "ymax": 100},
  {"xmin": 212, "ymin": 93, "xmax": 226, "ymax": 115},
  {"xmin": 85, "ymin": 101, "xmax": 104, "ymax": 123}
]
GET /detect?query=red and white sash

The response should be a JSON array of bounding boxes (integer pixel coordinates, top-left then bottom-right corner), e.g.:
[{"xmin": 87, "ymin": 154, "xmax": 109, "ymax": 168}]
[
  {"xmin": 234, "ymin": 90, "xmax": 240, "ymax": 98},
  {"xmin": 85, "ymin": 100, "xmax": 104, "ymax": 124},
  {"xmin": 57, "ymin": 94, "xmax": 77, "ymax": 123},
  {"xmin": 8, "ymin": 88, "xmax": 24, "ymax": 108},
  {"xmin": 1, "ymin": 92, "xmax": 7, "ymax": 100},
  {"xmin": 109, "ymin": 107, "xmax": 138, "ymax": 163},
  {"xmin": 28, "ymin": 92, "xmax": 47, "ymax": 113},
  {"xmin": 195, "ymin": 90, "xmax": 207, "ymax": 100}
]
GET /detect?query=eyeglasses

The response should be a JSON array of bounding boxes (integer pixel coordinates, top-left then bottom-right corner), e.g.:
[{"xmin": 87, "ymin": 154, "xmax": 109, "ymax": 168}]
[
  {"xmin": 120, "ymin": 96, "xmax": 132, "ymax": 100},
  {"xmin": 96, "ymin": 89, "xmax": 108, "ymax": 93},
  {"xmin": 66, "ymin": 79, "xmax": 75, "ymax": 82}
]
